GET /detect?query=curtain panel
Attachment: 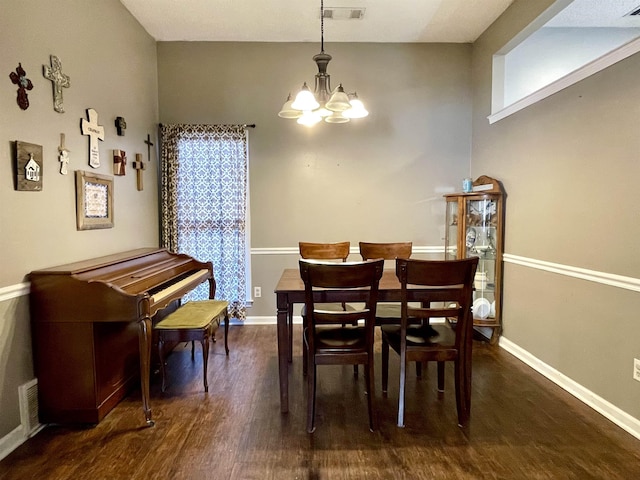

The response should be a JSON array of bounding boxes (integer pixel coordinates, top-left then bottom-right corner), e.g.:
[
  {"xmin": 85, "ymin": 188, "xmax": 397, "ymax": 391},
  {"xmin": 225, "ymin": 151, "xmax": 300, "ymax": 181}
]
[{"xmin": 159, "ymin": 124, "xmax": 248, "ymax": 320}]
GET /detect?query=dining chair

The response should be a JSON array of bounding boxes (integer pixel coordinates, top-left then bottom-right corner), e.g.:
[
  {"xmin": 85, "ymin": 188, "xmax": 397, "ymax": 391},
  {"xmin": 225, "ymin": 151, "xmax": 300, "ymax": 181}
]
[
  {"xmin": 381, "ymin": 257, "xmax": 478, "ymax": 428},
  {"xmin": 299, "ymin": 258, "xmax": 384, "ymax": 433},
  {"xmin": 299, "ymin": 241, "xmax": 355, "ymax": 376},
  {"xmin": 358, "ymin": 241, "xmax": 412, "ymax": 325}
]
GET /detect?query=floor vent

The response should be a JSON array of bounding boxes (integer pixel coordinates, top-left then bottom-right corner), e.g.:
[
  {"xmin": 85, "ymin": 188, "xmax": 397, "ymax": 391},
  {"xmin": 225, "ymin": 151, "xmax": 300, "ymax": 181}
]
[{"xmin": 18, "ymin": 379, "xmax": 40, "ymax": 437}]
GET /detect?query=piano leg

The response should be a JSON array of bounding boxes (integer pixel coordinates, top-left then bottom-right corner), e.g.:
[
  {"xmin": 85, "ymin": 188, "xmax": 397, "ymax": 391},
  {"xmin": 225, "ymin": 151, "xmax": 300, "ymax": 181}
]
[{"xmin": 138, "ymin": 316, "xmax": 155, "ymax": 426}]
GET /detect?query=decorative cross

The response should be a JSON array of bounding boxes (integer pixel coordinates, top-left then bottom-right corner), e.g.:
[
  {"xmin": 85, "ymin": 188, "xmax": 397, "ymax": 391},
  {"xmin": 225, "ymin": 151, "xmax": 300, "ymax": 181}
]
[
  {"xmin": 9, "ymin": 63, "xmax": 33, "ymax": 110},
  {"xmin": 113, "ymin": 149, "xmax": 127, "ymax": 176},
  {"xmin": 132, "ymin": 153, "xmax": 146, "ymax": 191},
  {"xmin": 43, "ymin": 55, "xmax": 70, "ymax": 113},
  {"xmin": 81, "ymin": 108, "xmax": 105, "ymax": 168},
  {"xmin": 144, "ymin": 134, "xmax": 154, "ymax": 161},
  {"xmin": 58, "ymin": 133, "xmax": 70, "ymax": 175},
  {"xmin": 115, "ymin": 116, "xmax": 127, "ymax": 136}
]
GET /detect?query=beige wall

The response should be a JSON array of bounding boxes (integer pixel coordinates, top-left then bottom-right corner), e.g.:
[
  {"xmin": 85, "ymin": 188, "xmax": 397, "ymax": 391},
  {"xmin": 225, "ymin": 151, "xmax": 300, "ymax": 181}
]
[
  {"xmin": 157, "ymin": 41, "xmax": 473, "ymax": 317},
  {"xmin": 0, "ymin": 0, "xmax": 159, "ymax": 439},
  {"xmin": 471, "ymin": 0, "xmax": 640, "ymax": 420}
]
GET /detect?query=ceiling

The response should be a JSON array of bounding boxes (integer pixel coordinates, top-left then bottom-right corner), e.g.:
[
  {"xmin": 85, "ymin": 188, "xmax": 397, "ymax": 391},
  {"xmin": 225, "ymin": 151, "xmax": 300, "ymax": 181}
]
[{"xmin": 119, "ymin": 0, "xmax": 516, "ymax": 43}]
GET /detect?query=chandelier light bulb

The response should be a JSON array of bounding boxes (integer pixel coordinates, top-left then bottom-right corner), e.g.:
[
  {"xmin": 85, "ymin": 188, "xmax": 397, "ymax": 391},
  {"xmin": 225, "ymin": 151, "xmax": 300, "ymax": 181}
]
[
  {"xmin": 344, "ymin": 95, "xmax": 369, "ymax": 119},
  {"xmin": 278, "ymin": 94, "xmax": 303, "ymax": 119},
  {"xmin": 291, "ymin": 83, "xmax": 319, "ymax": 111},
  {"xmin": 297, "ymin": 110, "xmax": 322, "ymax": 127}
]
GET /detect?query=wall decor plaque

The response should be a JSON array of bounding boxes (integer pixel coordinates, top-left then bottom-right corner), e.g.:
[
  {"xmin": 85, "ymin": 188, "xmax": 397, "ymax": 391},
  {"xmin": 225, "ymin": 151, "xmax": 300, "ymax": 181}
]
[
  {"xmin": 75, "ymin": 170, "xmax": 113, "ymax": 230},
  {"xmin": 15, "ymin": 141, "xmax": 43, "ymax": 191}
]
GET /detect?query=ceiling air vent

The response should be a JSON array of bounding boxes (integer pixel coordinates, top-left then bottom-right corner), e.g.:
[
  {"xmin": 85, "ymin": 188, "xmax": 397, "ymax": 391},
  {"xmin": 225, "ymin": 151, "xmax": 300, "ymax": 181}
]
[
  {"xmin": 625, "ymin": 5, "xmax": 640, "ymax": 16},
  {"xmin": 323, "ymin": 7, "xmax": 365, "ymax": 20}
]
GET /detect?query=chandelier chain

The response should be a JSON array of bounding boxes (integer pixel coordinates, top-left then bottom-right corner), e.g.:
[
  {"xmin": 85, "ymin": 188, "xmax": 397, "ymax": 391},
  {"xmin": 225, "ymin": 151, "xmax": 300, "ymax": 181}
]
[{"xmin": 320, "ymin": 0, "xmax": 324, "ymax": 53}]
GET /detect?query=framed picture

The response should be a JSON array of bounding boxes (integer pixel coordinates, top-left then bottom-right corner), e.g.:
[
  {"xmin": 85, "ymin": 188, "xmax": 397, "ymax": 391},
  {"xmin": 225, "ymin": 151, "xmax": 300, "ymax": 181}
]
[{"xmin": 75, "ymin": 170, "xmax": 113, "ymax": 230}]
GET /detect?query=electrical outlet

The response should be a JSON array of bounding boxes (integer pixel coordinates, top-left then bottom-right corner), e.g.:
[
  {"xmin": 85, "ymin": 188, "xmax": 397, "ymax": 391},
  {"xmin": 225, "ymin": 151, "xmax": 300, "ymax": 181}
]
[
  {"xmin": 634, "ymin": 358, "xmax": 640, "ymax": 382},
  {"xmin": 254, "ymin": 286, "xmax": 261, "ymax": 298}
]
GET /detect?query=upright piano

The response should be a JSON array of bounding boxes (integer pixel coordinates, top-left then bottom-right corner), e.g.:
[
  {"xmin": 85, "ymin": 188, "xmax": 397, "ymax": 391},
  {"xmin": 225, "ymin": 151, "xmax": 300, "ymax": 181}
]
[{"xmin": 29, "ymin": 248, "xmax": 214, "ymax": 425}]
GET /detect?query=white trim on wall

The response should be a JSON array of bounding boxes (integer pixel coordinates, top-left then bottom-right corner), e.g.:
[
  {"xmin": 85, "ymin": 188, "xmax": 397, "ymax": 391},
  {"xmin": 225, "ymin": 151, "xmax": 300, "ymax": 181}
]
[
  {"xmin": 489, "ymin": 36, "xmax": 640, "ymax": 124},
  {"xmin": 251, "ymin": 246, "xmax": 444, "ymax": 256},
  {"xmin": 0, "ymin": 426, "xmax": 25, "ymax": 462},
  {"xmin": 0, "ymin": 283, "xmax": 29, "ymax": 302},
  {"xmin": 3, "ymin": 251, "xmax": 638, "ymax": 303},
  {"xmin": 500, "ymin": 336, "xmax": 640, "ymax": 441},
  {"xmin": 503, "ymin": 253, "xmax": 640, "ymax": 292}
]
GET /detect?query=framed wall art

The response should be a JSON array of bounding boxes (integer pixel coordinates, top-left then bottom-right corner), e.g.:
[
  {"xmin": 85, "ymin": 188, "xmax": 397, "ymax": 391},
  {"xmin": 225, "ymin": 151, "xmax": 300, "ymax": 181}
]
[
  {"xmin": 15, "ymin": 141, "xmax": 43, "ymax": 191},
  {"xmin": 75, "ymin": 170, "xmax": 113, "ymax": 230}
]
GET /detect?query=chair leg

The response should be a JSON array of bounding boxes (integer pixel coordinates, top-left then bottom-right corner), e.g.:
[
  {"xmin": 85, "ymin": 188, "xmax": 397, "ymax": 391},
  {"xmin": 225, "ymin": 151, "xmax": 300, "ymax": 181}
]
[
  {"xmin": 381, "ymin": 337, "xmax": 389, "ymax": 394},
  {"xmin": 437, "ymin": 361, "xmax": 445, "ymax": 392},
  {"xmin": 223, "ymin": 311, "xmax": 230, "ymax": 356},
  {"xmin": 454, "ymin": 358, "xmax": 470, "ymax": 426},
  {"xmin": 302, "ymin": 324, "xmax": 308, "ymax": 376},
  {"xmin": 365, "ymin": 360, "xmax": 375, "ymax": 432},
  {"xmin": 191, "ymin": 340, "xmax": 195, "ymax": 361},
  {"xmin": 307, "ymin": 363, "xmax": 317, "ymax": 433},
  {"xmin": 158, "ymin": 335, "xmax": 167, "ymax": 393},
  {"xmin": 416, "ymin": 361, "xmax": 422, "ymax": 378},
  {"xmin": 397, "ymin": 350, "xmax": 406, "ymax": 428},
  {"xmin": 201, "ymin": 331, "xmax": 210, "ymax": 393}
]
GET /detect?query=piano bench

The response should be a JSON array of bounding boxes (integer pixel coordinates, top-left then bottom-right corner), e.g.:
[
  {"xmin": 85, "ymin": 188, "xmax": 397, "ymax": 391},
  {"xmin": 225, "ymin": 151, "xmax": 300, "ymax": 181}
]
[{"xmin": 155, "ymin": 300, "xmax": 229, "ymax": 393}]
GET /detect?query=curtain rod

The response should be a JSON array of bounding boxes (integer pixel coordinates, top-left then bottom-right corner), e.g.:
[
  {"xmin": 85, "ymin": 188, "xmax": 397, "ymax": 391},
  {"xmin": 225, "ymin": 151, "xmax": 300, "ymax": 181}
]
[{"xmin": 158, "ymin": 123, "xmax": 255, "ymax": 128}]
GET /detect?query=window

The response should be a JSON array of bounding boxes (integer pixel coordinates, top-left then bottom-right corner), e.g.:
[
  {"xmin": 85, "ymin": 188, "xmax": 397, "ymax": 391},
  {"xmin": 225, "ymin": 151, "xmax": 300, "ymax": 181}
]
[
  {"xmin": 490, "ymin": 0, "xmax": 640, "ymax": 123},
  {"xmin": 160, "ymin": 124, "xmax": 251, "ymax": 320}
]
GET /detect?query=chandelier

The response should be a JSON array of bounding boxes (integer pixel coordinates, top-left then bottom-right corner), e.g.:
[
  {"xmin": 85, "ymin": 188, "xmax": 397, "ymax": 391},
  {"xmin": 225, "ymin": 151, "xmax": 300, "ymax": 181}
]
[{"xmin": 278, "ymin": 0, "xmax": 369, "ymax": 126}]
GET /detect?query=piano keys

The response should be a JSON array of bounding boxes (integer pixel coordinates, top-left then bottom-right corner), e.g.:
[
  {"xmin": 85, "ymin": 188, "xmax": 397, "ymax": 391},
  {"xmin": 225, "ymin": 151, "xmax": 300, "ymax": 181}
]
[{"xmin": 29, "ymin": 248, "xmax": 214, "ymax": 425}]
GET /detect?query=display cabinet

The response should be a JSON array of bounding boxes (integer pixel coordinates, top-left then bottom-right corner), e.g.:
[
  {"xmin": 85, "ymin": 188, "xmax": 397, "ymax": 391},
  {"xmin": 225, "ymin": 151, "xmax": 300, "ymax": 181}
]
[{"xmin": 444, "ymin": 175, "xmax": 505, "ymax": 344}]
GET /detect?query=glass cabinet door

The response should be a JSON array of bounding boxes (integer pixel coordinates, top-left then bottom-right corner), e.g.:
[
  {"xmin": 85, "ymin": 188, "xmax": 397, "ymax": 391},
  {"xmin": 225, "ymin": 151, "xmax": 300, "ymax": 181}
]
[
  {"xmin": 444, "ymin": 199, "xmax": 459, "ymax": 260},
  {"xmin": 465, "ymin": 196, "xmax": 498, "ymax": 322}
]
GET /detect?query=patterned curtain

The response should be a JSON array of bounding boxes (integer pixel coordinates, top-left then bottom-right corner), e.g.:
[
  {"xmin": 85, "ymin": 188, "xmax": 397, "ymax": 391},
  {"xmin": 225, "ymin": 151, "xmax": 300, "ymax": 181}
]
[{"xmin": 159, "ymin": 124, "xmax": 248, "ymax": 320}]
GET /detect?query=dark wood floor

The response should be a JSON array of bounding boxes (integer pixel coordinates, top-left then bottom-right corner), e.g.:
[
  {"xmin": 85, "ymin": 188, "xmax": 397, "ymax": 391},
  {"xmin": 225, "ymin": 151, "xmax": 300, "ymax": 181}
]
[{"xmin": 2, "ymin": 325, "xmax": 640, "ymax": 479}]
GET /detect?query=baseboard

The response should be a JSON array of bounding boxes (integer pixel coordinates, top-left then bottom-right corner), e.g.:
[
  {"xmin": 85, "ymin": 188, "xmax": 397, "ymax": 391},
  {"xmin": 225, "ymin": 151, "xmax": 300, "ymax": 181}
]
[
  {"xmin": 499, "ymin": 336, "xmax": 640, "ymax": 441},
  {"xmin": 0, "ymin": 425, "xmax": 25, "ymax": 462},
  {"xmin": 235, "ymin": 316, "xmax": 300, "ymax": 326}
]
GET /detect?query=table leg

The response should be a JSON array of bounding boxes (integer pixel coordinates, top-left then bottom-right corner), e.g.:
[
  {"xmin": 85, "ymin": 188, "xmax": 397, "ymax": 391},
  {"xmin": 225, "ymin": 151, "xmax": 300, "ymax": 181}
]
[
  {"xmin": 277, "ymin": 294, "xmax": 290, "ymax": 413},
  {"xmin": 287, "ymin": 303, "xmax": 294, "ymax": 363}
]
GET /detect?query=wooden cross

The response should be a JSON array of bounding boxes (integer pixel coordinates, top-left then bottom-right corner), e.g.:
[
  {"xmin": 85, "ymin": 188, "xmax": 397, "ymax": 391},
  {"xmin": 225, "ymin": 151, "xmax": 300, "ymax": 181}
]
[
  {"xmin": 113, "ymin": 149, "xmax": 127, "ymax": 176},
  {"xmin": 115, "ymin": 116, "xmax": 127, "ymax": 136},
  {"xmin": 132, "ymin": 153, "xmax": 145, "ymax": 191},
  {"xmin": 43, "ymin": 55, "xmax": 70, "ymax": 113},
  {"xmin": 144, "ymin": 134, "xmax": 154, "ymax": 161},
  {"xmin": 81, "ymin": 108, "xmax": 105, "ymax": 168}
]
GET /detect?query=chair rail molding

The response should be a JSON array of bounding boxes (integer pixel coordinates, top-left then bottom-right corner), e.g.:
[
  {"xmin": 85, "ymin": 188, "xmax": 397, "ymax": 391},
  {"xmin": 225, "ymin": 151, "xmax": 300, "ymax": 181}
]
[
  {"xmin": 0, "ymin": 283, "xmax": 30, "ymax": 302},
  {"xmin": 251, "ymin": 245, "xmax": 444, "ymax": 256},
  {"xmin": 503, "ymin": 253, "xmax": 640, "ymax": 292}
]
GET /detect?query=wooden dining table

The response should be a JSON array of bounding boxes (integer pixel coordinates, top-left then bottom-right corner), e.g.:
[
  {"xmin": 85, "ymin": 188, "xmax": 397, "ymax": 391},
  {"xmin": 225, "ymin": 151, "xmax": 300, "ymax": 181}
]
[{"xmin": 274, "ymin": 267, "xmax": 450, "ymax": 413}]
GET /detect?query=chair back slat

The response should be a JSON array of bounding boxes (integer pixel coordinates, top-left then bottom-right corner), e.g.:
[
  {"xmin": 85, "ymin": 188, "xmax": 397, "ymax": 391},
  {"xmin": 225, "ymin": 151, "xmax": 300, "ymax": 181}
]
[
  {"xmin": 299, "ymin": 241, "xmax": 350, "ymax": 261},
  {"xmin": 359, "ymin": 241, "xmax": 412, "ymax": 261}
]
